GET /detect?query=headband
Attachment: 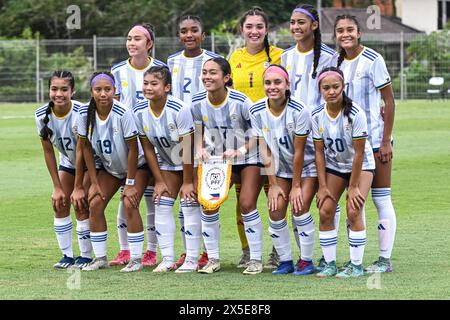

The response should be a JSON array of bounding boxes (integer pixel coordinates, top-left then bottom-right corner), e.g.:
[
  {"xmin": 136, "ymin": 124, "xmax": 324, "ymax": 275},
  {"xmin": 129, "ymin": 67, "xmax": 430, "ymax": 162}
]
[
  {"xmin": 318, "ymin": 70, "xmax": 344, "ymax": 83},
  {"xmin": 130, "ymin": 25, "xmax": 154, "ymax": 42},
  {"xmin": 292, "ymin": 8, "xmax": 317, "ymax": 22},
  {"xmin": 264, "ymin": 65, "xmax": 289, "ymax": 82},
  {"xmin": 90, "ymin": 74, "xmax": 115, "ymax": 87}
]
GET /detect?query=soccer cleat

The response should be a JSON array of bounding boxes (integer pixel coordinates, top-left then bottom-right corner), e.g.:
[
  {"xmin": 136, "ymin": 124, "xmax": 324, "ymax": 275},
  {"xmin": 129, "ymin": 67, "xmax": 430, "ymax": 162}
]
[
  {"xmin": 142, "ymin": 250, "xmax": 157, "ymax": 267},
  {"xmin": 109, "ymin": 250, "xmax": 130, "ymax": 266},
  {"xmin": 272, "ymin": 260, "xmax": 294, "ymax": 275},
  {"xmin": 81, "ymin": 256, "xmax": 110, "ymax": 271},
  {"xmin": 198, "ymin": 258, "xmax": 221, "ymax": 274},
  {"xmin": 72, "ymin": 256, "xmax": 93, "ymax": 269},
  {"xmin": 316, "ymin": 261, "xmax": 338, "ymax": 278},
  {"xmin": 197, "ymin": 251, "xmax": 209, "ymax": 269},
  {"xmin": 237, "ymin": 248, "xmax": 250, "ymax": 268},
  {"xmin": 293, "ymin": 259, "xmax": 315, "ymax": 276},
  {"xmin": 153, "ymin": 258, "xmax": 175, "ymax": 273},
  {"xmin": 120, "ymin": 258, "xmax": 143, "ymax": 273},
  {"xmin": 53, "ymin": 255, "xmax": 75, "ymax": 269},
  {"xmin": 365, "ymin": 257, "xmax": 393, "ymax": 273},
  {"xmin": 336, "ymin": 262, "xmax": 364, "ymax": 278},
  {"xmin": 175, "ymin": 258, "xmax": 198, "ymax": 273},
  {"xmin": 173, "ymin": 252, "xmax": 186, "ymax": 270},
  {"xmin": 264, "ymin": 246, "xmax": 280, "ymax": 269},
  {"xmin": 316, "ymin": 255, "xmax": 326, "ymax": 272},
  {"xmin": 243, "ymin": 259, "xmax": 263, "ymax": 275},
  {"xmin": 341, "ymin": 260, "xmax": 351, "ymax": 270}
]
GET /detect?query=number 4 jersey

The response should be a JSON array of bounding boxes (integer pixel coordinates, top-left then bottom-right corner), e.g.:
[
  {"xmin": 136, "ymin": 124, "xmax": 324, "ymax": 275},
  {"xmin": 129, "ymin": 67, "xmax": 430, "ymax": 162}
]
[
  {"xmin": 77, "ymin": 100, "xmax": 145, "ymax": 179},
  {"xmin": 311, "ymin": 102, "xmax": 375, "ymax": 173}
]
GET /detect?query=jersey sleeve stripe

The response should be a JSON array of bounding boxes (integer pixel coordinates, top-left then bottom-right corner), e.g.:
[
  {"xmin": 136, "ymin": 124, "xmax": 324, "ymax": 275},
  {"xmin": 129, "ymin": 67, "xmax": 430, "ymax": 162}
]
[
  {"xmin": 362, "ymin": 52, "xmax": 376, "ymax": 61},
  {"xmin": 111, "ymin": 60, "xmax": 127, "ymax": 72},
  {"xmin": 311, "ymin": 106, "xmax": 325, "ymax": 117},
  {"xmin": 167, "ymin": 51, "xmax": 183, "ymax": 60},
  {"xmin": 283, "ymin": 45, "xmax": 296, "ymax": 53},
  {"xmin": 376, "ymin": 80, "xmax": 391, "ymax": 89}
]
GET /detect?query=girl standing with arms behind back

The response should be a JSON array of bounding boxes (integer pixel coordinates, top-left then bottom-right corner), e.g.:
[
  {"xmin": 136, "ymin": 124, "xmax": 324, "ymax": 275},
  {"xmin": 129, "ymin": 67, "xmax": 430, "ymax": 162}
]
[
  {"xmin": 110, "ymin": 23, "xmax": 166, "ymax": 268},
  {"xmin": 334, "ymin": 15, "xmax": 396, "ymax": 273},
  {"xmin": 228, "ymin": 6, "xmax": 284, "ymax": 269}
]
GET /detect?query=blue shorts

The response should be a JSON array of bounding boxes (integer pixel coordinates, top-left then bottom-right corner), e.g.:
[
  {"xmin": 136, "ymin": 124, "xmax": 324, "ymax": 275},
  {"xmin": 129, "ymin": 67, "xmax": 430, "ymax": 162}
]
[
  {"xmin": 326, "ymin": 168, "xmax": 375, "ymax": 181},
  {"xmin": 59, "ymin": 165, "xmax": 75, "ymax": 176}
]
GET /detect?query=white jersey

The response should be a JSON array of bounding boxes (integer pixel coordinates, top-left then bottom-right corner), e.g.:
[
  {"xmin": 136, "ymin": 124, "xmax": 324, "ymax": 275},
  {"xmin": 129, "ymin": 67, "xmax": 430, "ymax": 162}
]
[
  {"xmin": 167, "ymin": 49, "xmax": 221, "ymax": 102},
  {"xmin": 134, "ymin": 95, "xmax": 195, "ymax": 171},
  {"xmin": 281, "ymin": 44, "xmax": 337, "ymax": 110},
  {"xmin": 311, "ymin": 102, "xmax": 375, "ymax": 173},
  {"xmin": 111, "ymin": 57, "xmax": 167, "ymax": 108},
  {"xmin": 338, "ymin": 46, "xmax": 391, "ymax": 149},
  {"xmin": 191, "ymin": 88, "xmax": 257, "ymax": 165},
  {"xmin": 78, "ymin": 100, "xmax": 145, "ymax": 179},
  {"xmin": 35, "ymin": 100, "xmax": 83, "ymax": 168},
  {"xmin": 249, "ymin": 97, "xmax": 312, "ymax": 178}
]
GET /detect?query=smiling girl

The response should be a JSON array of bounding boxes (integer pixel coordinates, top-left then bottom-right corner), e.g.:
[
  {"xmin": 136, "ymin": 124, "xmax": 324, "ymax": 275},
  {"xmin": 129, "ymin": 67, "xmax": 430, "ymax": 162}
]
[
  {"xmin": 35, "ymin": 71, "xmax": 92, "ymax": 269},
  {"xmin": 334, "ymin": 15, "xmax": 396, "ymax": 273},
  {"xmin": 110, "ymin": 23, "xmax": 166, "ymax": 268}
]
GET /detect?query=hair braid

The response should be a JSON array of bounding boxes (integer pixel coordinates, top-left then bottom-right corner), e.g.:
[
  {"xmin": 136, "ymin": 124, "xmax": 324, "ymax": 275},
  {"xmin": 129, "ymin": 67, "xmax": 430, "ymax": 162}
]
[{"xmin": 40, "ymin": 101, "xmax": 54, "ymax": 140}]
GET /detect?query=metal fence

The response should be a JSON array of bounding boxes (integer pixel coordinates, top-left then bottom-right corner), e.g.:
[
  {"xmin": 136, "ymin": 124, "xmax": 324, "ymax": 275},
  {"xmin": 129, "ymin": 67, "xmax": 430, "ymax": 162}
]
[{"xmin": 0, "ymin": 32, "xmax": 449, "ymax": 102}]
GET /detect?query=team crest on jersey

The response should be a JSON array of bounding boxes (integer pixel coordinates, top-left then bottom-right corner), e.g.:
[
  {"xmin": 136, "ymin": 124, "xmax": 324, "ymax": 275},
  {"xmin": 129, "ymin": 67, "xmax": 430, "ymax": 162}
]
[
  {"xmin": 143, "ymin": 125, "xmax": 149, "ymax": 132},
  {"xmin": 230, "ymin": 114, "xmax": 239, "ymax": 122},
  {"xmin": 355, "ymin": 70, "xmax": 363, "ymax": 80},
  {"xmin": 319, "ymin": 127, "xmax": 324, "ymax": 134},
  {"xmin": 121, "ymin": 80, "xmax": 128, "ymax": 88},
  {"xmin": 263, "ymin": 127, "xmax": 269, "ymax": 132},
  {"xmin": 286, "ymin": 65, "xmax": 292, "ymax": 71},
  {"xmin": 263, "ymin": 61, "xmax": 270, "ymax": 69},
  {"xmin": 173, "ymin": 68, "xmax": 179, "ymax": 75},
  {"xmin": 202, "ymin": 116, "xmax": 209, "ymax": 122},
  {"xmin": 113, "ymin": 126, "xmax": 119, "ymax": 135},
  {"xmin": 286, "ymin": 122, "xmax": 294, "ymax": 133},
  {"xmin": 168, "ymin": 123, "xmax": 176, "ymax": 132}
]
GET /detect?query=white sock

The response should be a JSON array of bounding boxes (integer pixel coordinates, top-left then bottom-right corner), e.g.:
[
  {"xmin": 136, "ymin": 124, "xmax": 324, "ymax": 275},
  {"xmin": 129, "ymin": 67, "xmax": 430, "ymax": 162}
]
[
  {"xmin": 54, "ymin": 216, "xmax": 73, "ymax": 258},
  {"xmin": 334, "ymin": 204, "xmax": 341, "ymax": 233},
  {"xmin": 291, "ymin": 214, "xmax": 301, "ymax": 253},
  {"xmin": 178, "ymin": 207, "xmax": 187, "ymax": 252},
  {"xmin": 346, "ymin": 205, "xmax": 365, "ymax": 237},
  {"xmin": 372, "ymin": 188, "xmax": 396, "ymax": 259},
  {"xmin": 181, "ymin": 199, "xmax": 202, "ymax": 261},
  {"xmin": 269, "ymin": 218, "xmax": 292, "ymax": 262},
  {"xmin": 144, "ymin": 187, "xmax": 157, "ymax": 252},
  {"xmin": 349, "ymin": 229, "xmax": 366, "ymax": 266},
  {"xmin": 155, "ymin": 196, "xmax": 176, "ymax": 262},
  {"xmin": 242, "ymin": 209, "xmax": 263, "ymax": 261},
  {"xmin": 294, "ymin": 212, "xmax": 315, "ymax": 262},
  {"xmin": 319, "ymin": 229, "xmax": 337, "ymax": 263},
  {"xmin": 128, "ymin": 231, "xmax": 144, "ymax": 259},
  {"xmin": 201, "ymin": 211, "xmax": 220, "ymax": 260},
  {"xmin": 76, "ymin": 219, "xmax": 92, "ymax": 258},
  {"xmin": 90, "ymin": 231, "xmax": 107, "ymax": 258},
  {"xmin": 117, "ymin": 190, "xmax": 129, "ymax": 251}
]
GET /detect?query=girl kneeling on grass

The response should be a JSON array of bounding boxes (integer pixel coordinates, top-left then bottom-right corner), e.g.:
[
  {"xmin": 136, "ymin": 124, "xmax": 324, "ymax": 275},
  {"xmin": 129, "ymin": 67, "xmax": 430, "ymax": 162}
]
[
  {"xmin": 71, "ymin": 71, "xmax": 168, "ymax": 272},
  {"xmin": 312, "ymin": 67, "xmax": 375, "ymax": 278},
  {"xmin": 35, "ymin": 70, "xmax": 93, "ymax": 269}
]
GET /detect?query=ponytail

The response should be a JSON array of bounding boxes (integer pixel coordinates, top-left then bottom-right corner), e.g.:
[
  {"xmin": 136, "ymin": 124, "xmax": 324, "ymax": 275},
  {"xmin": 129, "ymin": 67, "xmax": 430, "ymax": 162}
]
[
  {"xmin": 40, "ymin": 101, "xmax": 54, "ymax": 140},
  {"xmin": 342, "ymin": 91, "xmax": 353, "ymax": 124},
  {"xmin": 336, "ymin": 48, "xmax": 346, "ymax": 68},
  {"xmin": 86, "ymin": 97, "xmax": 97, "ymax": 140}
]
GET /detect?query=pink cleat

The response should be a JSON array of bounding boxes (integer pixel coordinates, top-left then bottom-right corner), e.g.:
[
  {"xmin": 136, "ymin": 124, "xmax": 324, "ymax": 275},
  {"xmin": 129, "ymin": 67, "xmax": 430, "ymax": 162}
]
[
  {"xmin": 109, "ymin": 250, "xmax": 130, "ymax": 266},
  {"xmin": 172, "ymin": 253, "xmax": 186, "ymax": 270},
  {"xmin": 197, "ymin": 251, "xmax": 209, "ymax": 269},
  {"xmin": 142, "ymin": 250, "xmax": 158, "ymax": 267}
]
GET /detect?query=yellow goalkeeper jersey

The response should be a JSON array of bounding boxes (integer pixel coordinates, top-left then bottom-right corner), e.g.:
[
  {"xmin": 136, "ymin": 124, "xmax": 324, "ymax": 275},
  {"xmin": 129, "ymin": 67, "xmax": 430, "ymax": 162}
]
[{"xmin": 229, "ymin": 46, "xmax": 283, "ymax": 103}]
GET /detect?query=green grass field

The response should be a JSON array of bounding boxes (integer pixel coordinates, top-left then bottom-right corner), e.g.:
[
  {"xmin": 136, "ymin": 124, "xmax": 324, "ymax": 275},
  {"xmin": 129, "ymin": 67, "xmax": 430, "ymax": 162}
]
[{"xmin": 0, "ymin": 100, "xmax": 449, "ymax": 300}]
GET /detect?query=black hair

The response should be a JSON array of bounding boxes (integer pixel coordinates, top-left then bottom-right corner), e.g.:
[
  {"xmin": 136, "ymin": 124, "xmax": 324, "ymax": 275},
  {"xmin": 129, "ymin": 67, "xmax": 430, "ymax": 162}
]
[
  {"xmin": 318, "ymin": 67, "xmax": 353, "ymax": 123},
  {"xmin": 178, "ymin": 15, "xmax": 204, "ymax": 33},
  {"xmin": 239, "ymin": 6, "xmax": 271, "ymax": 63},
  {"xmin": 144, "ymin": 65, "xmax": 172, "ymax": 86},
  {"xmin": 263, "ymin": 64, "xmax": 291, "ymax": 101},
  {"xmin": 294, "ymin": 4, "xmax": 321, "ymax": 79},
  {"xmin": 205, "ymin": 57, "xmax": 233, "ymax": 88},
  {"xmin": 127, "ymin": 23, "xmax": 155, "ymax": 54},
  {"xmin": 86, "ymin": 71, "xmax": 115, "ymax": 140},
  {"xmin": 41, "ymin": 70, "xmax": 75, "ymax": 140},
  {"xmin": 333, "ymin": 15, "xmax": 361, "ymax": 68}
]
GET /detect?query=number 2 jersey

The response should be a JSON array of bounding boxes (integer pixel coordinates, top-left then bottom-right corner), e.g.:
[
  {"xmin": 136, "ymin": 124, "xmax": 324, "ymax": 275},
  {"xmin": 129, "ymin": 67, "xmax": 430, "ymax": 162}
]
[
  {"xmin": 249, "ymin": 97, "xmax": 313, "ymax": 178},
  {"xmin": 167, "ymin": 49, "xmax": 221, "ymax": 102},
  {"xmin": 191, "ymin": 88, "xmax": 257, "ymax": 165},
  {"xmin": 35, "ymin": 100, "xmax": 83, "ymax": 168},
  {"xmin": 133, "ymin": 95, "xmax": 195, "ymax": 171},
  {"xmin": 338, "ymin": 46, "xmax": 392, "ymax": 150},
  {"xmin": 311, "ymin": 102, "xmax": 375, "ymax": 173},
  {"xmin": 111, "ymin": 57, "xmax": 167, "ymax": 108},
  {"xmin": 77, "ymin": 100, "xmax": 145, "ymax": 179}
]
